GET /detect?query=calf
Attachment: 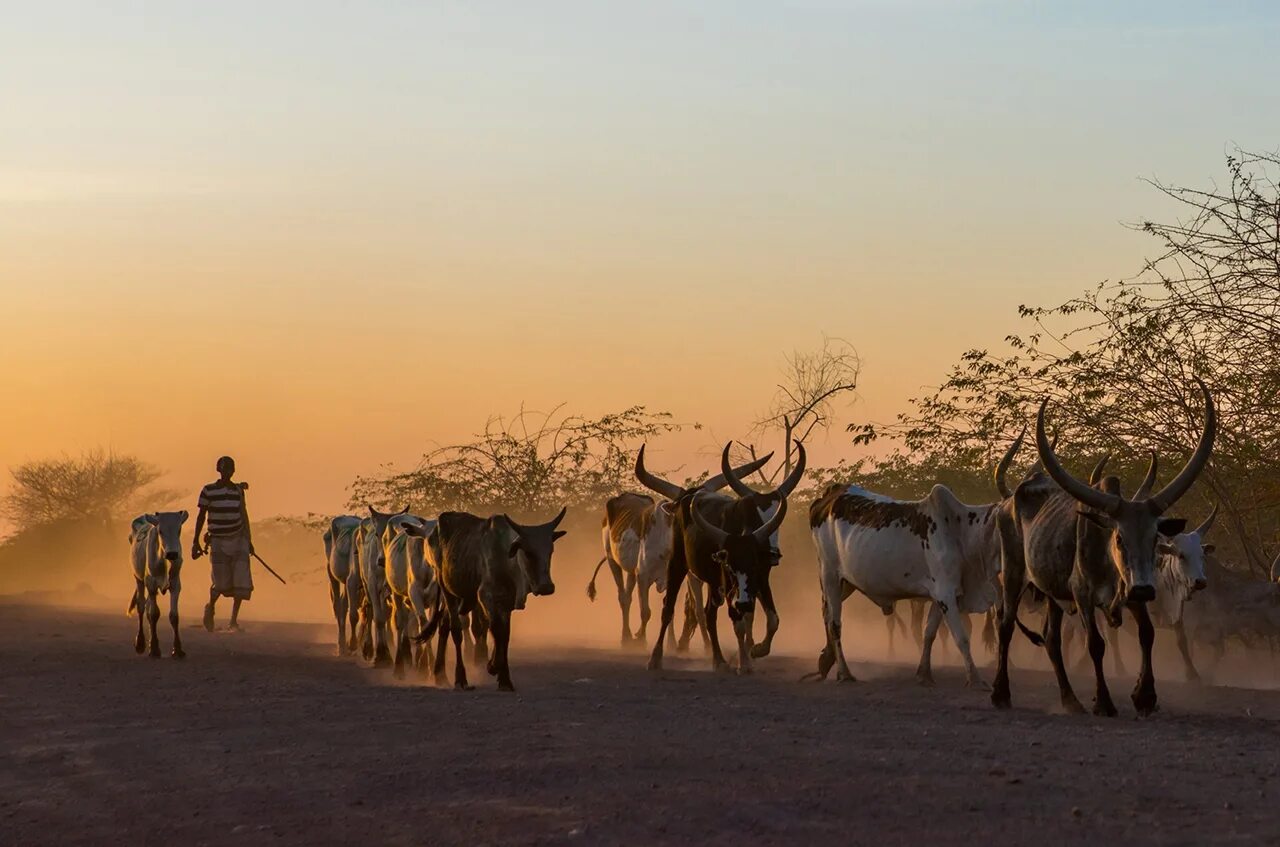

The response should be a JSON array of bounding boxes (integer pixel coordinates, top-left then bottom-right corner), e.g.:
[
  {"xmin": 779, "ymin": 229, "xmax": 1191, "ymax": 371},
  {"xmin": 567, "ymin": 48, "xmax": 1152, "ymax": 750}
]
[{"xmin": 128, "ymin": 511, "xmax": 189, "ymax": 659}]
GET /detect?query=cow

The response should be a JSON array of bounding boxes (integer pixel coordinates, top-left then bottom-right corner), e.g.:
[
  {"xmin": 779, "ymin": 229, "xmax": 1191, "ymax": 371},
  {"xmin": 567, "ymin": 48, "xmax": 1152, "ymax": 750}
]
[
  {"xmin": 353, "ymin": 505, "xmax": 408, "ymax": 666},
  {"xmin": 412, "ymin": 507, "xmax": 567, "ymax": 691},
  {"xmin": 323, "ymin": 515, "xmax": 363, "ymax": 656},
  {"xmin": 587, "ymin": 452, "xmax": 773, "ymax": 647},
  {"xmin": 127, "ymin": 511, "xmax": 189, "ymax": 659},
  {"xmin": 637, "ymin": 442, "xmax": 801, "ymax": 674},
  {"xmin": 808, "ymin": 480, "xmax": 1003, "ymax": 688},
  {"xmin": 381, "ymin": 512, "xmax": 440, "ymax": 678},
  {"xmin": 1179, "ymin": 553, "xmax": 1280, "ymax": 671},
  {"xmin": 991, "ymin": 379, "xmax": 1215, "ymax": 716},
  {"xmin": 1148, "ymin": 506, "xmax": 1216, "ymax": 680}
]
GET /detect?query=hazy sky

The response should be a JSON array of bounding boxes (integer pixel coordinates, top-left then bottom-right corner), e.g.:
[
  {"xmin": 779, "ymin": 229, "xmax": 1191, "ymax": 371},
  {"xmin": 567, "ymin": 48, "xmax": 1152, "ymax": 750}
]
[{"xmin": 2, "ymin": 1, "xmax": 1278, "ymax": 519}]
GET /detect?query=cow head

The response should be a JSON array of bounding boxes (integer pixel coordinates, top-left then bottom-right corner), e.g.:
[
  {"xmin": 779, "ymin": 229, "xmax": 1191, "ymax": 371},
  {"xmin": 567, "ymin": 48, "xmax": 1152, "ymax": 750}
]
[
  {"xmin": 637, "ymin": 501, "xmax": 678, "ymax": 591},
  {"xmin": 144, "ymin": 511, "xmax": 189, "ymax": 563},
  {"xmin": 718, "ymin": 441, "xmax": 806, "ymax": 564},
  {"xmin": 503, "ymin": 507, "xmax": 567, "ymax": 596},
  {"xmin": 1158, "ymin": 505, "xmax": 1216, "ymax": 600},
  {"xmin": 690, "ymin": 493, "xmax": 787, "ymax": 614},
  {"xmin": 1035, "ymin": 379, "xmax": 1215, "ymax": 604}
]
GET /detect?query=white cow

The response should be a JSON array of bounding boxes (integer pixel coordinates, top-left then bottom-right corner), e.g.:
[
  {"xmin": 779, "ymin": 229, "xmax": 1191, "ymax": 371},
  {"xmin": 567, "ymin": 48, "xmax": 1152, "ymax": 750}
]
[
  {"xmin": 127, "ymin": 511, "xmax": 189, "ymax": 659},
  {"xmin": 588, "ymin": 492, "xmax": 676, "ymax": 645},
  {"xmin": 382, "ymin": 512, "xmax": 439, "ymax": 678},
  {"xmin": 809, "ymin": 484, "xmax": 1000, "ymax": 687},
  {"xmin": 324, "ymin": 515, "xmax": 363, "ymax": 656},
  {"xmin": 1148, "ymin": 507, "xmax": 1216, "ymax": 680},
  {"xmin": 354, "ymin": 506, "xmax": 407, "ymax": 666}
]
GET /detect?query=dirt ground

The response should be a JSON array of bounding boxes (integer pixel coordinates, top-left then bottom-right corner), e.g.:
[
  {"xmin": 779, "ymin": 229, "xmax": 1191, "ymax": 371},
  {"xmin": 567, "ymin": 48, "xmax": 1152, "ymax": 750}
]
[{"xmin": 2, "ymin": 600, "xmax": 1279, "ymax": 847}]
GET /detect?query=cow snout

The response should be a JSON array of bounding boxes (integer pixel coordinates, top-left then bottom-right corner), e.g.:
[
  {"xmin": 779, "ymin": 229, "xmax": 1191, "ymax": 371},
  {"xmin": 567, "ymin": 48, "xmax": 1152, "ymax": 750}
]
[
  {"xmin": 533, "ymin": 581, "xmax": 556, "ymax": 596},
  {"xmin": 1192, "ymin": 578, "xmax": 1207, "ymax": 592},
  {"xmin": 165, "ymin": 552, "xmax": 181, "ymax": 563},
  {"xmin": 1128, "ymin": 584, "xmax": 1156, "ymax": 603}
]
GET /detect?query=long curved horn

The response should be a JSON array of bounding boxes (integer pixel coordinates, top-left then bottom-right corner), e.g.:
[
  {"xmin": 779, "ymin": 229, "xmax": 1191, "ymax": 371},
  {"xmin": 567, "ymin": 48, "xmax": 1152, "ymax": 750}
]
[
  {"xmin": 689, "ymin": 494, "xmax": 730, "ymax": 549},
  {"xmin": 752, "ymin": 498, "xmax": 788, "ymax": 545},
  {"xmin": 994, "ymin": 426, "xmax": 1027, "ymax": 498},
  {"xmin": 775, "ymin": 441, "xmax": 807, "ymax": 498},
  {"xmin": 1148, "ymin": 380, "xmax": 1216, "ymax": 515},
  {"xmin": 1035, "ymin": 401, "xmax": 1121, "ymax": 516},
  {"xmin": 635, "ymin": 444, "xmax": 686, "ymax": 501},
  {"xmin": 1194, "ymin": 503, "xmax": 1218, "ymax": 538},
  {"xmin": 547, "ymin": 506, "xmax": 568, "ymax": 530},
  {"xmin": 1088, "ymin": 453, "xmax": 1111, "ymax": 486},
  {"xmin": 720, "ymin": 444, "xmax": 762, "ymax": 497},
  {"xmin": 702, "ymin": 451, "xmax": 775, "ymax": 493},
  {"xmin": 1133, "ymin": 451, "xmax": 1158, "ymax": 500},
  {"xmin": 1026, "ymin": 430, "xmax": 1058, "ymax": 475}
]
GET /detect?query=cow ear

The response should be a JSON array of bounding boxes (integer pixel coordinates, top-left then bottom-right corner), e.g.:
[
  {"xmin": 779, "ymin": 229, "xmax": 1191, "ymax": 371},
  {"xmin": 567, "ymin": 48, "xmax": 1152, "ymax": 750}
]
[
  {"xmin": 1157, "ymin": 518, "xmax": 1188, "ymax": 537},
  {"xmin": 1201, "ymin": 544, "xmax": 1216, "ymax": 554},
  {"xmin": 144, "ymin": 514, "xmax": 158, "ymax": 525},
  {"xmin": 1157, "ymin": 542, "xmax": 1178, "ymax": 556},
  {"xmin": 1076, "ymin": 510, "xmax": 1114, "ymax": 529},
  {"xmin": 552, "ymin": 530, "xmax": 567, "ymax": 542}
]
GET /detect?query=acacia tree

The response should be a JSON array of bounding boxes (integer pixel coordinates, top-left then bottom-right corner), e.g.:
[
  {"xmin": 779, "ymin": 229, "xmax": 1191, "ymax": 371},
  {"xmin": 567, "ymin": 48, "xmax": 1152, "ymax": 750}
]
[
  {"xmin": 348, "ymin": 405, "xmax": 690, "ymax": 520},
  {"xmin": 741, "ymin": 337, "xmax": 861, "ymax": 485},
  {"xmin": 2, "ymin": 450, "xmax": 173, "ymax": 526},
  {"xmin": 853, "ymin": 147, "xmax": 1280, "ymax": 574}
]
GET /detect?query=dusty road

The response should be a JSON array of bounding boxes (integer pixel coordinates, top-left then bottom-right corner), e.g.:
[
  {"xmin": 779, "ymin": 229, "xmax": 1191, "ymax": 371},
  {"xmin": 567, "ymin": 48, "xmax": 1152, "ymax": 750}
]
[{"xmin": 2, "ymin": 601, "xmax": 1279, "ymax": 847}]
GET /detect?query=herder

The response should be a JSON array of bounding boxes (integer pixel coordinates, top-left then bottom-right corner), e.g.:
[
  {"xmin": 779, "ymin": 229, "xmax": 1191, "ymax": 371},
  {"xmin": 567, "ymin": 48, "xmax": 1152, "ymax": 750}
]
[{"xmin": 193, "ymin": 456, "xmax": 255, "ymax": 631}]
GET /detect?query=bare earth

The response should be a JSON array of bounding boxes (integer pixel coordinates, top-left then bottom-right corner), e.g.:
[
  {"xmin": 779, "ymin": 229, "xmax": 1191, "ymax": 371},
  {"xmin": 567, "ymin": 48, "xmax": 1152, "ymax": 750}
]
[{"xmin": 2, "ymin": 602, "xmax": 1279, "ymax": 847}]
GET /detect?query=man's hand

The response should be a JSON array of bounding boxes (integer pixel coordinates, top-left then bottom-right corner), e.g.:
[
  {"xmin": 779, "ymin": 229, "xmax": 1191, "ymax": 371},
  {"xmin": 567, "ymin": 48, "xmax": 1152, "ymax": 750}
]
[
  {"xmin": 191, "ymin": 543, "xmax": 204, "ymax": 560},
  {"xmin": 248, "ymin": 542, "xmax": 255, "ymax": 557}
]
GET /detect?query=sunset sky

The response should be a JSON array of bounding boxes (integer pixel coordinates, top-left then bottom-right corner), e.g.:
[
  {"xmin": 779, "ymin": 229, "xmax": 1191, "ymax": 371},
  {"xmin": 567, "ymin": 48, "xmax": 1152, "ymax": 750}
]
[{"xmin": 3, "ymin": 1, "xmax": 1279, "ymax": 520}]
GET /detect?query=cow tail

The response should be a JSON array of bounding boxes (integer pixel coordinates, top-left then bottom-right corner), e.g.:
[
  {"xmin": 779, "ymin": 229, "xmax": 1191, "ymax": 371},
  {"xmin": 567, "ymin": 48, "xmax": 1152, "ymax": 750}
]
[
  {"xmin": 126, "ymin": 593, "xmax": 137, "ymax": 616},
  {"xmin": 414, "ymin": 583, "xmax": 447, "ymax": 644},
  {"xmin": 586, "ymin": 557, "xmax": 607, "ymax": 602},
  {"xmin": 1014, "ymin": 614, "xmax": 1044, "ymax": 647},
  {"xmin": 981, "ymin": 610, "xmax": 997, "ymax": 652}
]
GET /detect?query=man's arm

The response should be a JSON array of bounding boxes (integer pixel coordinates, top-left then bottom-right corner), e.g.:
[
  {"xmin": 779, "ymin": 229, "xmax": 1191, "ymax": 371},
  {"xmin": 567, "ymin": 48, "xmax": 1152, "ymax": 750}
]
[
  {"xmin": 241, "ymin": 488, "xmax": 254, "ymax": 555},
  {"xmin": 192, "ymin": 508, "xmax": 207, "ymax": 558}
]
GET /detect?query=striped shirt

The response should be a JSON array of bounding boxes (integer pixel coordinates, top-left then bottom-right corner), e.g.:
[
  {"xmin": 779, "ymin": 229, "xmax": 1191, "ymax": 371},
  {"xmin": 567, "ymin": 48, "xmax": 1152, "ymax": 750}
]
[{"xmin": 198, "ymin": 481, "xmax": 246, "ymax": 537}]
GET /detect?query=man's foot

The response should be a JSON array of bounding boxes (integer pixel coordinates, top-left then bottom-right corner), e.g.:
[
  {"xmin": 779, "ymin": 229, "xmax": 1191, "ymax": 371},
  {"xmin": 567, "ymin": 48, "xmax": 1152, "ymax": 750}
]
[{"xmin": 202, "ymin": 604, "xmax": 215, "ymax": 632}]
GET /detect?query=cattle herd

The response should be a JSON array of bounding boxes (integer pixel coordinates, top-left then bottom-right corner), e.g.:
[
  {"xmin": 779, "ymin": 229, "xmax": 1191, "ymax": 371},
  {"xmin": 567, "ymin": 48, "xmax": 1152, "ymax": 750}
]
[{"xmin": 125, "ymin": 381, "xmax": 1280, "ymax": 714}]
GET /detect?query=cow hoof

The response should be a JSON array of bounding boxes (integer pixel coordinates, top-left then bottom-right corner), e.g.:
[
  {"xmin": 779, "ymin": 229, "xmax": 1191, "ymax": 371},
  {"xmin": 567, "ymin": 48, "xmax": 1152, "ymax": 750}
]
[
  {"xmin": 675, "ymin": 640, "xmax": 690, "ymax": 654},
  {"xmin": 498, "ymin": 681, "xmax": 515, "ymax": 692},
  {"xmin": 373, "ymin": 654, "xmax": 392, "ymax": 669},
  {"xmin": 433, "ymin": 675, "xmax": 449, "ymax": 688},
  {"xmin": 134, "ymin": 638, "xmax": 146, "ymax": 654},
  {"xmin": 991, "ymin": 691, "xmax": 1012, "ymax": 710},
  {"xmin": 836, "ymin": 672, "xmax": 857, "ymax": 684},
  {"xmin": 736, "ymin": 664, "xmax": 753, "ymax": 676},
  {"xmin": 646, "ymin": 655, "xmax": 663, "ymax": 672},
  {"xmin": 915, "ymin": 672, "xmax": 935, "ymax": 688},
  {"xmin": 1131, "ymin": 693, "xmax": 1157, "ymax": 717},
  {"xmin": 392, "ymin": 666, "xmax": 405, "ymax": 680},
  {"xmin": 172, "ymin": 648, "xmax": 186, "ymax": 660},
  {"xmin": 486, "ymin": 659, "xmax": 498, "ymax": 676},
  {"xmin": 749, "ymin": 644, "xmax": 772, "ymax": 659},
  {"xmin": 1090, "ymin": 700, "xmax": 1116, "ymax": 718},
  {"xmin": 455, "ymin": 682, "xmax": 475, "ymax": 692},
  {"xmin": 966, "ymin": 678, "xmax": 991, "ymax": 692},
  {"xmin": 148, "ymin": 649, "xmax": 161, "ymax": 660}
]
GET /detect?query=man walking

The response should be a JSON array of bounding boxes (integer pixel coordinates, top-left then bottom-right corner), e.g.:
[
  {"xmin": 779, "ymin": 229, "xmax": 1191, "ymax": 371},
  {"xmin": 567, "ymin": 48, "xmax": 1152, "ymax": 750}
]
[{"xmin": 194, "ymin": 456, "xmax": 254, "ymax": 631}]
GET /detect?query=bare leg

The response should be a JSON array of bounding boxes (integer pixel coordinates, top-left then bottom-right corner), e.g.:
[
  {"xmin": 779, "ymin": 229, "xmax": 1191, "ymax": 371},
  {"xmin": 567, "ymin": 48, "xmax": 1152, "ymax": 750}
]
[{"xmin": 229, "ymin": 598, "xmax": 243, "ymax": 630}]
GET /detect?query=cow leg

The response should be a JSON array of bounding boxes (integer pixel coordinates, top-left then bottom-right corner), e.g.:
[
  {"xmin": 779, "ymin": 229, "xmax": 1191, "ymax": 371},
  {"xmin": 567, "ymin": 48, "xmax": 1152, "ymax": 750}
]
[
  {"xmin": 169, "ymin": 573, "xmax": 184, "ymax": 659},
  {"xmin": 704, "ymin": 590, "xmax": 730, "ymax": 671},
  {"xmin": 749, "ymin": 580, "xmax": 780, "ymax": 659},
  {"xmin": 133, "ymin": 579, "xmax": 147, "ymax": 654},
  {"xmin": 372, "ymin": 597, "xmax": 392, "ymax": 668},
  {"xmin": 471, "ymin": 610, "xmax": 490, "ymax": 667},
  {"xmin": 345, "ymin": 574, "xmax": 363, "ymax": 654},
  {"xmin": 819, "ymin": 570, "xmax": 856, "ymax": 682},
  {"xmin": 940, "ymin": 598, "xmax": 986, "ymax": 689},
  {"xmin": 1039, "ymin": 602, "xmax": 1083, "ymax": 713},
  {"xmin": 731, "ymin": 604, "xmax": 753, "ymax": 675},
  {"xmin": 449, "ymin": 605, "xmax": 473, "ymax": 691},
  {"xmin": 647, "ymin": 560, "xmax": 687, "ymax": 672},
  {"xmin": 885, "ymin": 608, "xmax": 897, "ymax": 658},
  {"xmin": 490, "ymin": 610, "xmax": 515, "ymax": 692},
  {"xmin": 330, "ymin": 575, "xmax": 348, "ymax": 656},
  {"xmin": 1079, "ymin": 605, "xmax": 1117, "ymax": 717},
  {"xmin": 1108, "ymin": 622, "xmax": 1127, "ymax": 676},
  {"xmin": 391, "ymin": 599, "xmax": 408, "ymax": 680},
  {"xmin": 1174, "ymin": 620, "xmax": 1200, "ymax": 682},
  {"xmin": 146, "ymin": 586, "xmax": 162, "ymax": 659},
  {"xmin": 676, "ymin": 579, "xmax": 704, "ymax": 652},
  {"xmin": 991, "ymin": 513, "xmax": 1024, "ymax": 709},
  {"xmin": 608, "ymin": 559, "xmax": 632, "ymax": 645},
  {"xmin": 915, "ymin": 602, "xmax": 944, "ymax": 686},
  {"xmin": 637, "ymin": 577, "xmax": 653, "ymax": 645},
  {"xmin": 432, "ymin": 610, "xmax": 450, "ymax": 686},
  {"xmin": 910, "ymin": 599, "xmax": 926, "ymax": 648},
  {"xmin": 1129, "ymin": 602, "xmax": 1158, "ymax": 716}
]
